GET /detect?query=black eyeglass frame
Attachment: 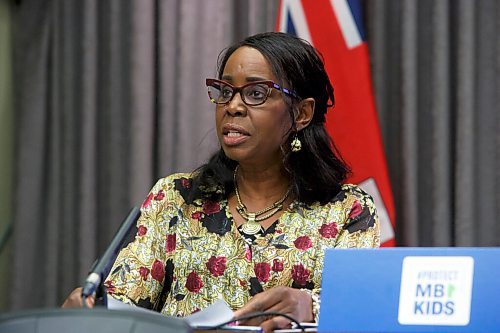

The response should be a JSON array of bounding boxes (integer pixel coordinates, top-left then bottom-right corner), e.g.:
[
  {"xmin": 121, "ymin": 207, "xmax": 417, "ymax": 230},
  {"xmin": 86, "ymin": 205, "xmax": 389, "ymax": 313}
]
[{"xmin": 205, "ymin": 78, "xmax": 301, "ymax": 106}]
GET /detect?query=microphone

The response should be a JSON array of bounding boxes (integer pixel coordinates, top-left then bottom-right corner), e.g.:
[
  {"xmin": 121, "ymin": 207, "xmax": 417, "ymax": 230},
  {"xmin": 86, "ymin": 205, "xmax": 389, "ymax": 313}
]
[{"xmin": 81, "ymin": 207, "xmax": 141, "ymax": 301}]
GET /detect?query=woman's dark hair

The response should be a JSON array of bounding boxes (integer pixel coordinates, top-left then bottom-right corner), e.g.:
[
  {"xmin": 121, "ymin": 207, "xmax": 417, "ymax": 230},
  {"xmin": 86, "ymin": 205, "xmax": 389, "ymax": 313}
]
[{"xmin": 189, "ymin": 32, "xmax": 350, "ymax": 205}]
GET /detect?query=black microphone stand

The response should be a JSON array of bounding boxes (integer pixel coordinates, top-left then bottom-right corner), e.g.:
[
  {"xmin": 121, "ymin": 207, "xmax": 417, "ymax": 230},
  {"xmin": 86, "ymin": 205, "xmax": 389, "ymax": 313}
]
[{"xmin": 81, "ymin": 207, "xmax": 141, "ymax": 308}]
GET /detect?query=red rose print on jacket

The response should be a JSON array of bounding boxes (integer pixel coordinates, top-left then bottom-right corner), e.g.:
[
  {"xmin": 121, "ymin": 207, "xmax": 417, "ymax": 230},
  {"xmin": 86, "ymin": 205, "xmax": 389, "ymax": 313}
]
[
  {"xmin": 272, "ymin": 259, "xmax": 284, "ymax": 272},
  {"xmin": 292, "ymin": 264, "xmax": 310, "ymax": 286},
  {"xmin": 186, "ymin": 272, "xmax": 203, "ymax": 293},
  {"xmin": 154, "ymin": 190, "xmax": 165, "ymax": 201},
  {"xmin": 165, "ymin": 234, "xmax": 176, "ymax": 253},
  {"xmin": 245, "ymin": 246, "xmax": 252, "ymax": 261},
  {"xmin": 349, "ymin": 200, "xmax": 362, "ymax": 219},
  {"xmin": 294, "ymin": 236, "xmax": 313, "ymax": 250},
  {"xmin": 180, "ymin": 178, "xmax": 191, "ymax": 189},
  {"xmin": 191, "ymin": 211, "xmax": 202, "ymax": 220},
  {"xmin": 141, "ymin": 193, "xmax": 154, "ymax": 209},
  {"xmin": 104, "ymin": 280, "xmax": 116, "ymax": 294},
  {"xmin": 319, "ymin": 222, "xmax": 338, "ymax": 238},
  {"xmin": 137, "ymin": 225, "xmax": 147, "ymax": 236},
  {"xmin": 151, "ymin": 260, "xmax": 165, "ymax": 282},
  {"xmin": 139, "ymin": 267, "xmax": 150, "ymax": 281},
  {"xmin": 202, "ymin": 200, "xmax": 221, "ymax": 215},
  {"xmin": 254, "ymin": 262, "xmax": 271, "ymax": 283},
  {"xmin": 206, "ymin": 256, "xmax": 227, "ymax": 277}
]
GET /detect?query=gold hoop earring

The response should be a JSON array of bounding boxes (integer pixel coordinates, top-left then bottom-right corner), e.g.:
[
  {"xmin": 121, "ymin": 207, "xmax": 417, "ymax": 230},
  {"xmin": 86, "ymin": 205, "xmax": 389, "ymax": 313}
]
[{"xmin": 291, "ymin": 133, "xmax": 302, "ymax": 152}]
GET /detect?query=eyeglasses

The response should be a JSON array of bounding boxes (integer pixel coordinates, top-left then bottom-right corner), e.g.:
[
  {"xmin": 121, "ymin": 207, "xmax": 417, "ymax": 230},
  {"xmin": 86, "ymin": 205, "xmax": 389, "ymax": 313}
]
[{"xmin": 205, "ymin": 78, "xmax": 300, "ymax": 106}]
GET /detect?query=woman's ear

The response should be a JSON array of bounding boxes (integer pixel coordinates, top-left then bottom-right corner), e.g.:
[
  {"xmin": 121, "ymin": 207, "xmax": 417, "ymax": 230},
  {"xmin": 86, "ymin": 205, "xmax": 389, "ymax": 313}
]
[{"xmin": 295, "ymin": 98, "xmax": 315, "ymax": 131}]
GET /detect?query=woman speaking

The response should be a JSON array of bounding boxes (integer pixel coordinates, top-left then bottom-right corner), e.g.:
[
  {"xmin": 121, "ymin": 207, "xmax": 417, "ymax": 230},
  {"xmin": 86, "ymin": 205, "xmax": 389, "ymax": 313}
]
[{"xmin": 63, "ymin": 32, "xmax": 380, "ymax": 332}]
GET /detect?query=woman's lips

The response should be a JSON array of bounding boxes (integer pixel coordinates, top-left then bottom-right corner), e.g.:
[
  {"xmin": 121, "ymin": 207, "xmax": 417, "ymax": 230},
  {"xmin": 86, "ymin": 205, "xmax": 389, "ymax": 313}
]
[
  {"xmin": 221, "ymin": 124, "xmax": 250, "ymax": 146},
  {"xmin": 223, "ymin": 130, "xmax": 250, "ymax": 146}
]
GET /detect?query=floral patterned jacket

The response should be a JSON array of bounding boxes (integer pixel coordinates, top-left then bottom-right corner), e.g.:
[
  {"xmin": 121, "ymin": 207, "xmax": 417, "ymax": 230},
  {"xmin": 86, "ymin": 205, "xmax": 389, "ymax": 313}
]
[{"xmin": 105, "ymin": 173, "xmax": 380, "ymax": 320}]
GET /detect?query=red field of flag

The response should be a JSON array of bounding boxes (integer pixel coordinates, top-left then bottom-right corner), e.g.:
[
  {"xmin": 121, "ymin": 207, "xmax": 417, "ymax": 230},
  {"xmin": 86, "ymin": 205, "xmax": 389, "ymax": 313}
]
[{"xmin": 277, "ymin": 0, "xmax": 396, "ymax": 246}]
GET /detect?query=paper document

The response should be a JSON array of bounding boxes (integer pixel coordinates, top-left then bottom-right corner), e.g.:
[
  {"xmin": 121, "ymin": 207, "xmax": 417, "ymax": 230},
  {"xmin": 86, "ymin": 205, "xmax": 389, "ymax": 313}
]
[
  {"xmin": 107, "ymin": 296, "xmax": 313, "ymax": 331},
  {"xmin": 184, "ymin": 299, "xmax": 235, "ymax": 327},
  {"xmin": 108, "ymin": 296, "xmax": 235, "ymax": 328}
]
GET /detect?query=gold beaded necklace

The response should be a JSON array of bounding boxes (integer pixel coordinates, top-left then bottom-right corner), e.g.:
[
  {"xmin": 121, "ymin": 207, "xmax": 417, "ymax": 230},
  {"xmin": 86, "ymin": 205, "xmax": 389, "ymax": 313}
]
[{"xmin": 233, "ymin": 166, "xmax": 291, "ymax": 235}]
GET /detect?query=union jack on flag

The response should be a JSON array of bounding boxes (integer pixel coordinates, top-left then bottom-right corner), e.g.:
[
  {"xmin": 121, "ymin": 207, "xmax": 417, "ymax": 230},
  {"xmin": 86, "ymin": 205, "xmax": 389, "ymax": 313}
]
[{"xmin": 277, "ymin": 0, "xmax": 396, "ymax": 246}]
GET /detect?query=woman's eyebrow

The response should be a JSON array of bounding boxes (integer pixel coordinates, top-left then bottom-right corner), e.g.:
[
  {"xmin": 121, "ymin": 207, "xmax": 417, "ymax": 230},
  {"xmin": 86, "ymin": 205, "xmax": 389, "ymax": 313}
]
[{"xmin": 246, "ymin": 76, "xmax": 269, "ymax": 82}]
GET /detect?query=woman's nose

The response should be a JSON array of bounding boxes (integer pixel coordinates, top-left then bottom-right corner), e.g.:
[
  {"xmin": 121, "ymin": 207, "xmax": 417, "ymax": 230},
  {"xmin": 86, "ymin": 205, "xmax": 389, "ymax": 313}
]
[{"xmin": 225, "ymin": 91, "xmax": 247, "ymax": 116}]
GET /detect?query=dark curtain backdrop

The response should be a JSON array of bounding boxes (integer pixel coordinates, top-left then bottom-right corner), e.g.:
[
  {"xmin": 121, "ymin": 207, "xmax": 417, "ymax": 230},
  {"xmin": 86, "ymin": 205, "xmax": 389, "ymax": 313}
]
[
  {"xmin": 367, "ymin": 0, "xmax": 500, "ymax": 247},
  {"xmin": 9, "ymin": 0, "xmax": 499, "ymax": 310}
]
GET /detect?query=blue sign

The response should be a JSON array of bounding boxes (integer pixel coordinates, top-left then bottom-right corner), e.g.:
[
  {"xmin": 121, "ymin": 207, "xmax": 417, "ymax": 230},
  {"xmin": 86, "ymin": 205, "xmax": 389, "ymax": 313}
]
[{"xmin": 318, "ymin": 248, "xmax": 500, "ymax": 332}]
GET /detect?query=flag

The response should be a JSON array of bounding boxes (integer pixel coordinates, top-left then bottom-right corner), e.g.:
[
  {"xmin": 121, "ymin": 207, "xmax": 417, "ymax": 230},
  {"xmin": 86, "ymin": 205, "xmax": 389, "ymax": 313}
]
[{"xmin": 277, "ymin": 0, "xmax": 396, "ymax": 246}]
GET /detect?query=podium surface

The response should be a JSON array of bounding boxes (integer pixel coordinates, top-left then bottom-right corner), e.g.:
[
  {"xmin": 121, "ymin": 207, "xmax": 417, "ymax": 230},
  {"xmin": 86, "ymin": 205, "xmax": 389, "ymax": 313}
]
[{"xmin": 0, "ymin": 308, "xmax": 192, "ymax": 333}]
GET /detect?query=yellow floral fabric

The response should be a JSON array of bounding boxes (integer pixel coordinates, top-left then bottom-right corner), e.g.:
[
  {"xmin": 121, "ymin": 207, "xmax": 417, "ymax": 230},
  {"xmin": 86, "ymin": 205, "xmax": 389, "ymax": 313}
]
[{"xmin": 105, "ymin": 173, "xmax": 380, "ymax": 319}]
